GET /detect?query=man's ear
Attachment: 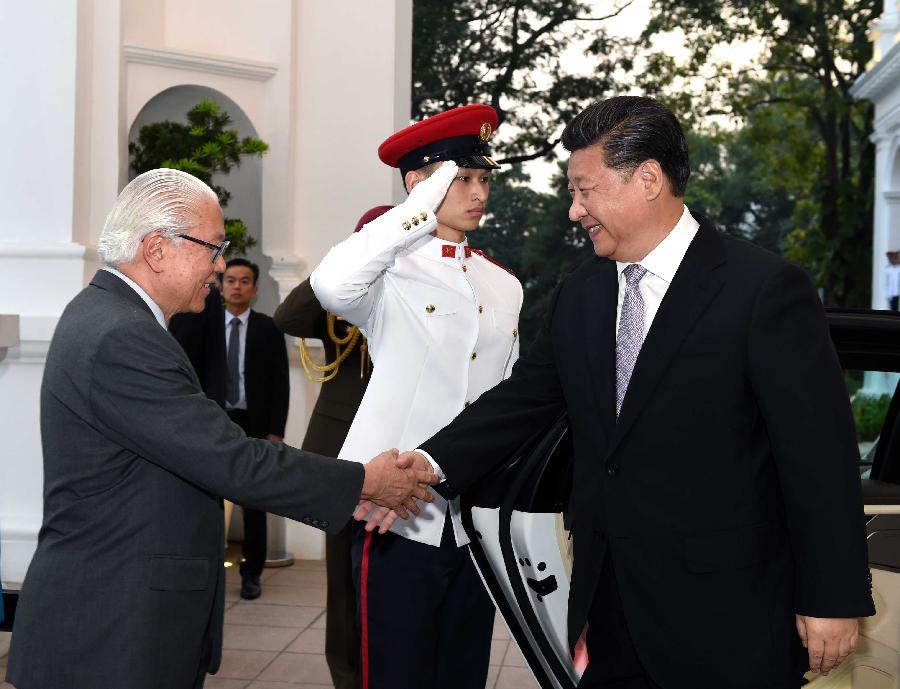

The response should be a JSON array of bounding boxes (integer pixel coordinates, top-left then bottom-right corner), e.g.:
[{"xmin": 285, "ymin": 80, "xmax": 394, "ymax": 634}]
[
  {"xmin": 404, "ymin": 170, "xmax": 423, "ymax": 194},
  {"xmin": 141, "ymin": 231, "xmax": 167, "ymax": 274},
  {"xmin": 637, "ymin": 159, "xmax": 664, "ymax": 202}
]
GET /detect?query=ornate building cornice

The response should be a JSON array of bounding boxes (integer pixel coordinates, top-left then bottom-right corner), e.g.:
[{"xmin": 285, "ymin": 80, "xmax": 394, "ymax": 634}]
[{"xmin": 123, "ymin": 44, "xmax": 278, "ymax": 82}]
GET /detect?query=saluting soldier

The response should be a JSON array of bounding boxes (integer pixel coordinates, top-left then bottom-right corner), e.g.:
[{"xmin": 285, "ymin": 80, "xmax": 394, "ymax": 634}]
[{"xmin": 311, "ymin": 105, "xmax": 522, "ymax": 689}]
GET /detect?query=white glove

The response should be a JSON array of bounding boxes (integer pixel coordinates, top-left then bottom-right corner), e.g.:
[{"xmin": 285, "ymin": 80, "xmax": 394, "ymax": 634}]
[{"xmin": 406, "ymin": 161, "xmax": 458, "ymax": 213}]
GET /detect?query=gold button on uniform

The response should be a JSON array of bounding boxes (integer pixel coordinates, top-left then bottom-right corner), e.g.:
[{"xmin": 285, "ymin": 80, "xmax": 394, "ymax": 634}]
[
  {"xmin": 419, "ymin": 212, "xmax": 428, "ymax": 221},
  {"xmin": 512, "ymin": 329, "xmax": 518, "ymax": 337},
  {"xmin": 478, "ymin": 305, "xmax": 484, "ymax": 314},
  {"xmin": 464, "ymin": 401, "xmax": 470, "ymax": 407},
  {"xmin": 462, "ymin": 265, "xmax": 468, "ymax": 272},
  {"xmin": 402, "ymin": 221, "xmax": 411, "ymax": 231},
  {"xmin": 412, "ymin": 216, "xmax": 420, "ymax": 226},
  {"xmin": 425, "ymin": 304, "xmax": 436, "ymax": 313},
  {"xmin": 470, "ymin": 352, "xmax": 477, "ymax": 360}
]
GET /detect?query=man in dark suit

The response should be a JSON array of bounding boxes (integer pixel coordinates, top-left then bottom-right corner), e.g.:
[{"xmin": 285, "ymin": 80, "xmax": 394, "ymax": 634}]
[
  {"xmin": 169, "ymin": 286, "xmax": 228, "ymax": 408},
  {"xmin": 272, "ymin": 205, "xmax": 386, "ymax": 689},
  {"xmin": 398, "ymin": 97, "xmax": 874, "ymax": 688},
  {"xmin": 220, "ymin": 257, "xmax": 290, "ymax": 600},
  {"xmin": 4, "ymin": 168, "xmax": 437, "ymax": 689}
]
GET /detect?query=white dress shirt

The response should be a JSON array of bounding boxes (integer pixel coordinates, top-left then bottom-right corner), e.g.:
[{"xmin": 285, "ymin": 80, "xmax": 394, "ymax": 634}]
[
  {"xmin": 102, "ymin": 267, "xmax": 167, "ymax": 329},
  {"xmin": 884, "ymin": 263, "xmax": 900, "ymax": 305},
  {"xmin": 615, "ymin": 205, "xmax": 699, "ymax": 338},
  {"xmin": 225, "ymin": 308, "xmax": 250, "ymax": 410}
]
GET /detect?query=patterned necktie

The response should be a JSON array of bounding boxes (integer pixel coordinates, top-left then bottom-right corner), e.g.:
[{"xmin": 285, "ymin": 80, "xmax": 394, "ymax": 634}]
[
  {"xmin": 226, "ymin": 318, "xmax": 241, "ymax": 405},
  {"xmin": 615, "ymin": 264, "xmax": 648, "ymax": 417}
]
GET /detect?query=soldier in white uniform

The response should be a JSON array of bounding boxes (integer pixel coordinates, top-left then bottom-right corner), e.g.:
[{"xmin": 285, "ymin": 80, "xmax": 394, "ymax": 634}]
[{"xmin": 311, "ymin": 104, "xmax": 523, "ymax": 689}]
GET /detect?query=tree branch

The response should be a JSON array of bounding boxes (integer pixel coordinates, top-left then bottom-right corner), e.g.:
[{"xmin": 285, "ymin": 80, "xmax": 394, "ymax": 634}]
[{"xmin": 497, "ymin": 138, "xmax": 560, "ymax": 165}]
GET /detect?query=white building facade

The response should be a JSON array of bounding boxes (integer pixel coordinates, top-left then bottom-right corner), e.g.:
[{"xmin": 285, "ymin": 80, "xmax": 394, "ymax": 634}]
[
  {"xmin": 0, "ymin": 0, "xmax": 413, "ymax": 586},
  {"xmin": 853, "ymin": 1, "xmax": 900, "ymax": 310}
]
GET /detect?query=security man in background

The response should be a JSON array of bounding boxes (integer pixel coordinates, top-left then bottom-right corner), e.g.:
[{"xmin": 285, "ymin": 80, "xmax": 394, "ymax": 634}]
[
  {"xmin": 311, "ymin": 105, "xmax": 523, "ymax": 689},
  {"xmin": 221, "ymin": 257, "xmax": 290, "ymax": 600}
]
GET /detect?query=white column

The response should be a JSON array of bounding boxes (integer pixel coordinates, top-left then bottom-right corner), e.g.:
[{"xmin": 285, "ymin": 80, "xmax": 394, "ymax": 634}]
[
  {"xmin": 871, "ymin": 135, "xmax": 894, "ymax": 310},
  {"xmin": 0, "ymin": 0, "xmax": 122, "ymax": 585},
  {"xmin": 0, "ymin": 1, "xmax": 81, "ymax": 586},
  {"xmin": 875, "ymin": 1, "xmax": 900, "ymax": 62},
  {"xmin": 279, "ymin": 0, "xmax": 413, "ymax": 559}
]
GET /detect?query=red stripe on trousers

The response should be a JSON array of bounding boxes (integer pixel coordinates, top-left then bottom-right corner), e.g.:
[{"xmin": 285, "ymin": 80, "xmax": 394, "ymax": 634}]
[{"xmin": 360, "ymin": 530, "xmax": 374, "ymax": 689}]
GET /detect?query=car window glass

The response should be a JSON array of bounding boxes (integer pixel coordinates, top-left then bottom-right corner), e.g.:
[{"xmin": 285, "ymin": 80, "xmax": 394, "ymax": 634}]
[{"xmin": 846, "ymin": 370, "xmax": 899, "ymax": 477}]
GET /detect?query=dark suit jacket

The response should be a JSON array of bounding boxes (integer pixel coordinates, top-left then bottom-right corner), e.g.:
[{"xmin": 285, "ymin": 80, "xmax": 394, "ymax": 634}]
[
  {"xmin": 6, "ymin": 270, "xmax": 364, "ymax": 689},
  {"xmin": 274, "ymin": 278, "xmax": 370, "ymax": 456},
  {"xmin": 242, "ymin": 310, "xmax": 290, "ymax": 440},
  {"xmin": 422, "ymin": 216, "xmax": 874, "ymax": 688},
  {"xmin": 169, "ymin": 287, "xmax": 228, "ymax": 408}
]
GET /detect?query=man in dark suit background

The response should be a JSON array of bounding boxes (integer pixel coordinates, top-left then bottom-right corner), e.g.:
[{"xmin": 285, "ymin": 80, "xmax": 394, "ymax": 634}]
[
  {"xmin": 169, "ymin": 286, "xmax": 227, "ymax": 408},
  {"xmin": 272, "ymin": 205, "xmax": 386, "ymax": 689},
  {"xmin": 220, "ymin": 257, "xmax": 290, "ymax": 600},
  {"xmin": 397, "ymin": 97, "xmax": 874, "ymax": 688},
  {"xmin": 5, "ymin": 168, "xmax": 437, "ymax": 689}
]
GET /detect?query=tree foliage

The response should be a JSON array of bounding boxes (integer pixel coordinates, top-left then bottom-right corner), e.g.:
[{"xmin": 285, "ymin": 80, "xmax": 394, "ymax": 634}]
[
  {"xmin": 129, "ymin": 98, "xmax": 269, "ymax": 256},
  {"xmin": 641, "ymin": 0, "xmax": 878, "ymax": 306},
  {"xmin": 413, "ymin": 0, "xmax": 634, "ymax": 164}
]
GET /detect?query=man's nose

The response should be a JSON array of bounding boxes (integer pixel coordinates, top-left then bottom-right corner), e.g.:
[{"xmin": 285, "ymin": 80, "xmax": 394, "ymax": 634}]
[
  {"xmin": 214, "ymin": 254, "xmax": 226, "ymax": 273},
  {"xmin": 569, "ymin": 201, "xmax": 585, "ymax": 222}
]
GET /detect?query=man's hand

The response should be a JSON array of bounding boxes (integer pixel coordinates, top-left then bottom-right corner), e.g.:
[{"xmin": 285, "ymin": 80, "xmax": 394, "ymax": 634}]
[
  {"xmin": 355, "ymin": 452, "xmax": 437, "ymax": 533},
  {"xmin": 796, "ymin": 615, "xmax": 859, "ymax": 676},
  {"xmin": 407, "ymin": 161, "xmax": 458, "ymax": 212},
  {"xmin": 265, "ymin": 434, "xmax": 283, "ymax": 442},
  {"xmin": 360, "ymin": 449, "xmax": 438, "ymax": 520}
]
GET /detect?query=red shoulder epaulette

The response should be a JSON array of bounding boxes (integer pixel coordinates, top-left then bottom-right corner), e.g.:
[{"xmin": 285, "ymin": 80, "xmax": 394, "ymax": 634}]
[{"xmin": 470, "ymin": 248, "xmax": 517, "ymax": 277}]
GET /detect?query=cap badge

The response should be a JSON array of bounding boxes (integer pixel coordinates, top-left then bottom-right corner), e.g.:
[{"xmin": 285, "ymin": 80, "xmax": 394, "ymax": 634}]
[{"xmin": 479, "ymin": 122, "xmax": 492, "ymax": 142}]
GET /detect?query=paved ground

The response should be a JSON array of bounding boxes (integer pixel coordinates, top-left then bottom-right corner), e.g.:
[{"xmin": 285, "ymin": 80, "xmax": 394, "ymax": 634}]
[{"xmin": 0, "ymin": 555, "xmax": 538, "ymax": 689}]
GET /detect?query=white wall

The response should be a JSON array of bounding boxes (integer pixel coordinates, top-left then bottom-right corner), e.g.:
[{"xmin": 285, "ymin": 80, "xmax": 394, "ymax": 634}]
[{"xmin": 1, "ymin": 0, "xmax": 413, "ymax": 580}]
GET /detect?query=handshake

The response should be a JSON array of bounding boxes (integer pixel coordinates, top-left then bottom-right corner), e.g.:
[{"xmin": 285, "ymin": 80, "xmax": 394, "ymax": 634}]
[{"xmin": 358, "ymin": 450, "xmax": 435, "ymax": 529}]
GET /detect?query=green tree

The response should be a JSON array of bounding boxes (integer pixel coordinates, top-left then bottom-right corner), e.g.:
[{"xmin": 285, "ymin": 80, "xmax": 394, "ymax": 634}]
[
  {"xmin": 413, "ymin": 0, "xmax": 634, "ymax": 163},
  {"xmin": 641, "ymin": 0, "xmax": 878, "ymax": 307},
  {"xmin": 129, "ymin": 98, "xmax": 269, "ymax": 256}
]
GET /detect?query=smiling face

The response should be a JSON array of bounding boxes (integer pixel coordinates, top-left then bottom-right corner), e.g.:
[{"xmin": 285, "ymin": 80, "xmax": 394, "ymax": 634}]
[
  {"xmin": 161, "ymin": 198, "xmax": 226, "ymax": 316},
  {"xmin": 568, "ymin": 145, "xmax": 656, "ymax": 262}
]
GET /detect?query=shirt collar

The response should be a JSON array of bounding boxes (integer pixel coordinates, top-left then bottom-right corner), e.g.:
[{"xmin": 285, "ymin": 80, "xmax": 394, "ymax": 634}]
[
  {"xmin": 412, "ymin": 235, "xmax": 472, "ymax": 262},
  {"xmin": 102, "ymin": 266, "xmax": 167, "ymax": 329},
  {"xmin": 616, "ymin": 205, "xmax": 699, "ymax": 283},
  {"xmin": 225, "ymin": 308, "xmax": 250, "ymax": 326}
]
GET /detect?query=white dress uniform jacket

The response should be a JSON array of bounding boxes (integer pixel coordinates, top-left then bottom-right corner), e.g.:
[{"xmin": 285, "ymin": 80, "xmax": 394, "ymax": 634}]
[{"xmin": 311, "ymin": 204, "xmax": 523, "ymax": 547}]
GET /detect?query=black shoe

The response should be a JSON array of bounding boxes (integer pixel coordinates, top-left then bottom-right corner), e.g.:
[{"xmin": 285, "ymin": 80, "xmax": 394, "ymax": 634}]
[{"xmin": 240, "ymin": 573, "xmax": 261, "ymax": 600}]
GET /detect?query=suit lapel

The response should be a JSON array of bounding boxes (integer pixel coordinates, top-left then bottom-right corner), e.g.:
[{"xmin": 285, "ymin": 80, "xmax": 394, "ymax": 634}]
[
  {"xmin": 582, "ymin": 259, "xmax": 619, "ymax": 434},
  {"xmin": 607, "ymin": 221, "xmax": 727, "ymax": 458}
]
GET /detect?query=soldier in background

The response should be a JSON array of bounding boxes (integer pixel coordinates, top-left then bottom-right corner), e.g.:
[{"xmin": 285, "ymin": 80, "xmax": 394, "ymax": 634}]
[{"xmin": 272, "ymin": 206, "xmax": 386, "ymax": 689}]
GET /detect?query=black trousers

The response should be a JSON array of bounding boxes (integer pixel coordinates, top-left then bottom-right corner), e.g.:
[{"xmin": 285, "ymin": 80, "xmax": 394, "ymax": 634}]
[
  {"xmin": 227, "ymin": 409, "xmax": 267, "ymax": 577},
  {"xmin": 578, "ymin": 557, "xmax": 809, "ymax": 689},
  {"xmin": 890, "ymin": 295, "xmax": 899, "ymax": 311},
  {"xmin": 326, "ymin": 520, "xmax": 360, "ymax": 689},
  {"xmin": 351, "ymin": 516, "xmax": 495, "ymax": 689},
  {"xmin": 578, "ymin": 557, "xmax": 657, "ymax": 689}
]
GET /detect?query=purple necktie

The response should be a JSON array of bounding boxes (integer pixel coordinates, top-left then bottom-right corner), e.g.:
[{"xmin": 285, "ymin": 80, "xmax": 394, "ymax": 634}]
[{"xmin": 615, "ymin": 264, "xmax": 648, "ymax": 417}]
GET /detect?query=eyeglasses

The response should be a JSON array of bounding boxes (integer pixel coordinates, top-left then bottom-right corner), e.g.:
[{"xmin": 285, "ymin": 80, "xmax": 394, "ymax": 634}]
[{"xmin": 174, "ymin": 233, "xmax": 230, "ymax": 263}]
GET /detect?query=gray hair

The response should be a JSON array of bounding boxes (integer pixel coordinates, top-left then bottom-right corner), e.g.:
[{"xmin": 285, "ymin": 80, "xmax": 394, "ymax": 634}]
[{"xmin": 98, "ymin": 168, "xmax": 220, "ymax": 266}]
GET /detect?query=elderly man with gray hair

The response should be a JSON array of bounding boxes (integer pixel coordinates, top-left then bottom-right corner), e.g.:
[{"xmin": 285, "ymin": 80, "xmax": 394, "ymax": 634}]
[{"xmin": 5, "ymin": 168, "xmax": 437, "ymax": 689}]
